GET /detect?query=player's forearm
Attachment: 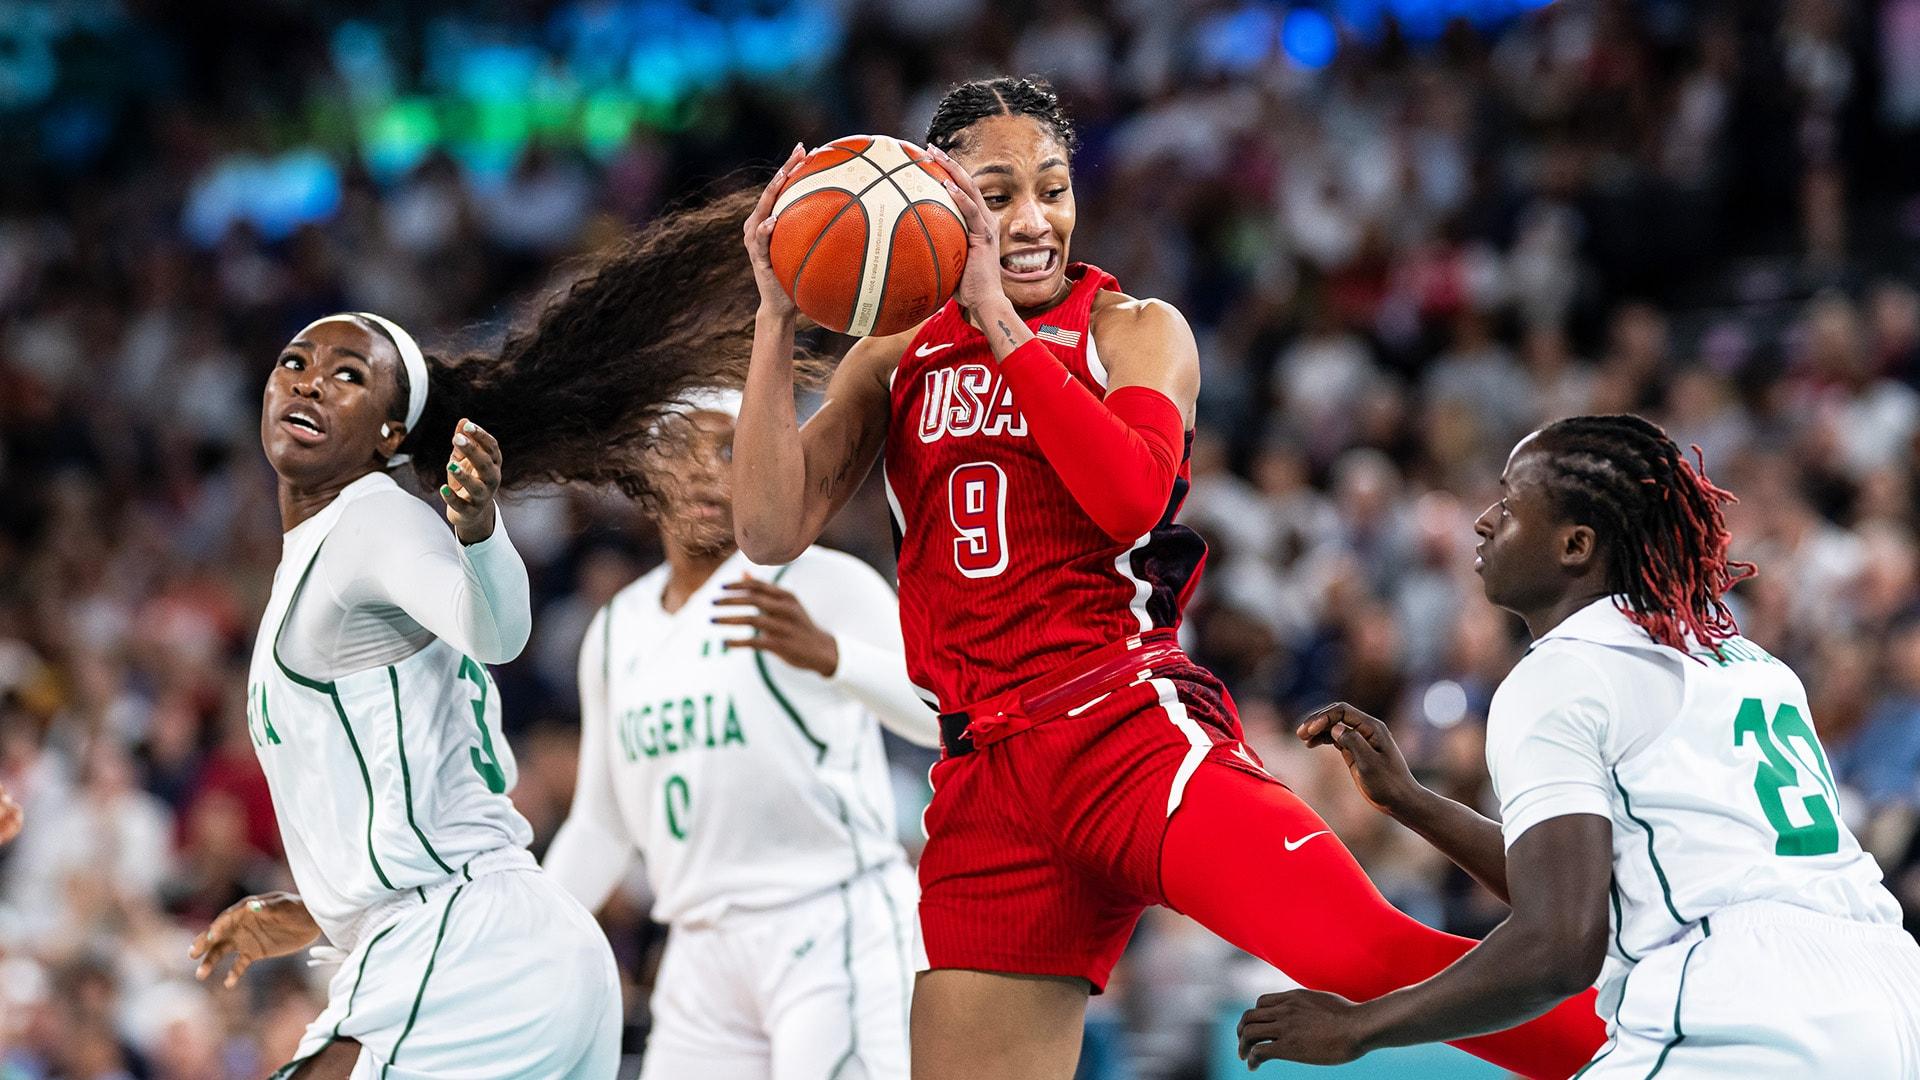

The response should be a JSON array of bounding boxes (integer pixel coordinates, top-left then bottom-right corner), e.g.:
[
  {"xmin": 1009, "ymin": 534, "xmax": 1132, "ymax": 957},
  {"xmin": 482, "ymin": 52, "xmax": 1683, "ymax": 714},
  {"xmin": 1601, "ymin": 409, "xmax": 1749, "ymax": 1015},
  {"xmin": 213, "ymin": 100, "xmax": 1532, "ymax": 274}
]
[
  {"xmin": 1350, "ymin": 916, "xmax": 1591, "ymax": 1055},
  {"xmin": 831, "ymin": 636, "xmax": 941, "ymax": 747},
  {"xmin": 995, "ymin": 338, "xmax": 1183, "ymax": 541},
  {"xmin": 735, "ymin": 308, "xmax": 814, "ymax": 562},
  {"xmin": 543, "ymin": 814, "xmax": 631, "ymax": 914},
  {"xmin": 377, "ymin": 507, "xmax": 531, "ymax": 663},
  {"xmin": 1388, "ymin": 785, "xmax": 1512, "ymax": 904}
]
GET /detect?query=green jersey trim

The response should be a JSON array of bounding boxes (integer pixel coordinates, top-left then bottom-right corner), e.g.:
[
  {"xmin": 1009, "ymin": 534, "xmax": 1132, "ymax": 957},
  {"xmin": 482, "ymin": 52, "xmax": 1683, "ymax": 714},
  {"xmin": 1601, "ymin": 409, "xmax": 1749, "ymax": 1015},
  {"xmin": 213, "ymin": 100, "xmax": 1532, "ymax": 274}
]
[
  {"xmin": 389, "ymin": 667, "xmax": 454, "ymax": 875},
  {"xmin": 1612, "ymin": 768, "xmax": 1686, "ymax": 926},
  {"xmin": 383, "ymin": 884, "xmax": 465, "ymax": 1076},
  {"xmin": 270, "ymin": 542, "xmax": 394, "ymax": 890},
  {"xmin": 826, "ymin": 880, "xmax": 863, "ymax": 1080},
  {"xmin": 1645, "ymin": 932, "xmax": 1708, "ymax": 1078},
  {"xmin": 1570, "ymin": 962, "xmax": 1634, "ymax": 1080},
  {"xmin": 1609, "ymin": 879, "xmax": 1640, "ymax": 963},
  {"xmin": 265, "ymin": 921, "xmax": 396, "ymax": 1080},
  {"xmin": 754, "ymin": 564, "xmax": 830, "ymax": 763}
]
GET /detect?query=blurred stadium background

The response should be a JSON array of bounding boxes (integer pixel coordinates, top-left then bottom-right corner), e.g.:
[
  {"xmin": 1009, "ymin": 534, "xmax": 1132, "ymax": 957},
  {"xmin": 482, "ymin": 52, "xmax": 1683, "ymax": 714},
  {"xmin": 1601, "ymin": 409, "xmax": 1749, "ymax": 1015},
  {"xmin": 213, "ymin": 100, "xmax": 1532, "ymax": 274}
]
[{"xmin": 3, "ymin": 0, "xmax": 1919, "ymax": 1077}]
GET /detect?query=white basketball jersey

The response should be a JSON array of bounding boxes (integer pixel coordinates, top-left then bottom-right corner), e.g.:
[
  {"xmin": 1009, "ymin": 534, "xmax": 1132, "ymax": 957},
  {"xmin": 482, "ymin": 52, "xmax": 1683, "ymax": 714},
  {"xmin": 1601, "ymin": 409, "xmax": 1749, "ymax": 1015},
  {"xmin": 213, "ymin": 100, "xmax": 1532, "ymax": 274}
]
[
  {"xmin": 597, "ymin": 549, "xmax": 906, "ymax": 927},
  {"xmin": 246, "ymin": 484, "xmax": 533, "ymax": 949},
  {"xmin": 1487, "ymin": 599, "xmax": 1900, "ymax": 1012}
]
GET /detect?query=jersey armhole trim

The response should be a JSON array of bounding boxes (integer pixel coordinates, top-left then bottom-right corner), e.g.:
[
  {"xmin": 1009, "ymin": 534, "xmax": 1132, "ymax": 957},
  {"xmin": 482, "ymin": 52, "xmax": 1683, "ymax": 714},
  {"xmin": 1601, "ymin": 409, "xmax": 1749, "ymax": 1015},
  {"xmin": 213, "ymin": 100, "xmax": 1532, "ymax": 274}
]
[
  {"xmin": 1611, "ymin": 766, "xmax": 1687, "ymax": 927},
  {"xmin": 272, "ymin": 543, "xmax": 335, "ymax": 693},
  {"xmin": 272, "ymin": 543, "xmax": 396, "ymax": 891},
  {"xmin": 755, "ymin": 563, "xmax": 831, "ymax": 764},
  {"xmin": 389, "ymin": 666, "xmax": 454, "ymax": 875}
]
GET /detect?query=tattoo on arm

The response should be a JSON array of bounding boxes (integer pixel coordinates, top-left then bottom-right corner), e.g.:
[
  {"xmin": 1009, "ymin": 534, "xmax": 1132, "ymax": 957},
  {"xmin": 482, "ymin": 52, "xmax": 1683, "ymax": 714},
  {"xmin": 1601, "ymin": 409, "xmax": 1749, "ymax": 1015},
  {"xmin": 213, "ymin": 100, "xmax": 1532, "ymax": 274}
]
[
  {"xmin": 813, "ymin": 410, "xmax": 879, "ymax": 501},
  {"xmin": 995, "ymin": 320, "xmax": 1019, "ymax": 350}
]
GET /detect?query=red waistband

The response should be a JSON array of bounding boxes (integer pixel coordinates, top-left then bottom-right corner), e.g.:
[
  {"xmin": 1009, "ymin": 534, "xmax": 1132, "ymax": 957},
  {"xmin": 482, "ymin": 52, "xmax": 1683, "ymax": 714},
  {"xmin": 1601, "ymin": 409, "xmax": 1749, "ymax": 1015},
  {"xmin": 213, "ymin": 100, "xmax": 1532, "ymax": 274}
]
[{"xmin": 939, "ymin": 629, "xmax": 1188, "ymax": 756}]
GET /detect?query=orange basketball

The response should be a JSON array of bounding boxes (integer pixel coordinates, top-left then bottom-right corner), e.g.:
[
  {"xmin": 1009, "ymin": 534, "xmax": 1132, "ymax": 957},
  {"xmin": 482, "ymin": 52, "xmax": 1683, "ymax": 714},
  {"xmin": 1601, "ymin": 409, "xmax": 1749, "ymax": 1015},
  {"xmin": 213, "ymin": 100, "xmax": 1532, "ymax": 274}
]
[{"xmin": 768, "ymin": 135, "xmax": 969, "ymax": 337}]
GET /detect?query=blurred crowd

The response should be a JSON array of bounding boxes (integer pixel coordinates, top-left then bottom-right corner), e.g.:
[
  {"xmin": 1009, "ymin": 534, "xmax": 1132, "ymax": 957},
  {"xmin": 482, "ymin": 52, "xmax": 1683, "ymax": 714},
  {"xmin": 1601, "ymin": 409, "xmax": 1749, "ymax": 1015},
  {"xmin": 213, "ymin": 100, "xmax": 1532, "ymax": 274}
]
[{"xmin": 3, "ymin": 0, "xmax": 1919, "ymax": 1077}]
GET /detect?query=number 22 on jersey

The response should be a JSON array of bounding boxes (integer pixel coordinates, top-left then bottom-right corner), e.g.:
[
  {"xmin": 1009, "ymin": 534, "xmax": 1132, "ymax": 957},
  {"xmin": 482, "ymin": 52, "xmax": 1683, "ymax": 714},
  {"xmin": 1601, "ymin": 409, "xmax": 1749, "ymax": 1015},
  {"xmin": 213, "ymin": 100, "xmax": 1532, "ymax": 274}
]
[{"xmin": 1734, "ymin": 697, "xmax": 1841, "ymax": 857}]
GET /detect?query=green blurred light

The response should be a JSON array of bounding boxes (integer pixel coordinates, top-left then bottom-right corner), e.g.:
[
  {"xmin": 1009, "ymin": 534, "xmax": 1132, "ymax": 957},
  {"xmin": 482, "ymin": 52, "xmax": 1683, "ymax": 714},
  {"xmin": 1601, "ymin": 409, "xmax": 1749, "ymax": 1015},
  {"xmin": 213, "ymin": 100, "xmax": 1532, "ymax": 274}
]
[{"xmin": 581, "ymin": 93, "xmax": 641, "ymax": 156}]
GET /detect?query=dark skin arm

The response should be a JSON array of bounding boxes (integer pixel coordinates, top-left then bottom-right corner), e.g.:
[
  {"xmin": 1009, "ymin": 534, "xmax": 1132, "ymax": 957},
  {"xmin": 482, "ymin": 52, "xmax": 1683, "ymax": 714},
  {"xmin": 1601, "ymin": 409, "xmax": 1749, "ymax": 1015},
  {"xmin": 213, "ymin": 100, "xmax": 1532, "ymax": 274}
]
[
  {"xmin": 1297, "ymin": 702, "xmax": 1513, "ymax": 902},
  {"xmin": 1236, "ymin": 813, "xmax": 1613, "ymax": 1068}
]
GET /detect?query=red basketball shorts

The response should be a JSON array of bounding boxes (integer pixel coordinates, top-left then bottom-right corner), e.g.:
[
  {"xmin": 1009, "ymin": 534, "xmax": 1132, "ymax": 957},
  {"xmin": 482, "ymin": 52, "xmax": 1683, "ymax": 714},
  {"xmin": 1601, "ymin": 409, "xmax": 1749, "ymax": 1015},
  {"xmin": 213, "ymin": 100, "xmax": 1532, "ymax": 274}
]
[
  {"xmin": 916, "ymin": 630, "xmax": 1257, "ymax": 990},
  {"xmin": 915, "ymin": 630, "xmax": 1609, "ymax": 1078}
]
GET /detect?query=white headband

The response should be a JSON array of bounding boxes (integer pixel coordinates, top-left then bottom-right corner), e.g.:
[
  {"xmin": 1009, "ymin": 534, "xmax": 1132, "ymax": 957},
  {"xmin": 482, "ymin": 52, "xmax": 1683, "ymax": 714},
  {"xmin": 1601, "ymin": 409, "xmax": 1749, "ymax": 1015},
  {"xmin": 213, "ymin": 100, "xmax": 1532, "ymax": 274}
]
[
  {"xmin": 298, "ymin": 312, "xmax": 430, "ymax": 467},
  {"xmin": 665, "ymin": 387, "xmax": 743, "ymax": 420}
]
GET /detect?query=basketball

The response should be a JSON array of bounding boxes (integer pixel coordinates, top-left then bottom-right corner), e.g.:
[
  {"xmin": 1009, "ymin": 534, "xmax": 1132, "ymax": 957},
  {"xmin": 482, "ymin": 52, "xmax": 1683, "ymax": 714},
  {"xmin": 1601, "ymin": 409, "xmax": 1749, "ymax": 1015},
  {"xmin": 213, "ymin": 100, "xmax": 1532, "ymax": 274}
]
[{"xmin": 768, "ymin": 135, "xmax": 969, "ymax": 338}]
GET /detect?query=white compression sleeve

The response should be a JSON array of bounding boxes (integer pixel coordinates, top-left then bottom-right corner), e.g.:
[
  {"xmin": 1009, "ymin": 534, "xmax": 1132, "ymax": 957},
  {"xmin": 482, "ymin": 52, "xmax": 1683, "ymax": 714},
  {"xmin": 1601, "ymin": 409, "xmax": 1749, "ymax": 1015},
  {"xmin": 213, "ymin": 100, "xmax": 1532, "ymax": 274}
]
[
  {"xmin": 783, "ymin": 551, "xmax": 941, "ymax": 748},
  {"xmin": 543, "ymin": 605, "xmax": 635, "ymax": 911},
  {"xmin": 328, "ymin": 488, "xmax": 532, "ymax": 664},
  {"xmin": 279, "ymin": 480, "xmax": 534, "ymax": 679}
]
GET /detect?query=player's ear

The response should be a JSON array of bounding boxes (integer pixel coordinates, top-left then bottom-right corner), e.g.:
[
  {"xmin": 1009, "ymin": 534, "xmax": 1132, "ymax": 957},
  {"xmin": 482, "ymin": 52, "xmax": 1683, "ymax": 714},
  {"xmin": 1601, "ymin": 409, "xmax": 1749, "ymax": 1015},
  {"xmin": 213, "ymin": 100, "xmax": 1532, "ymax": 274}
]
[{"xmin": 1561, "ymin": 524, "xmax": 1598, "ymax": 572}]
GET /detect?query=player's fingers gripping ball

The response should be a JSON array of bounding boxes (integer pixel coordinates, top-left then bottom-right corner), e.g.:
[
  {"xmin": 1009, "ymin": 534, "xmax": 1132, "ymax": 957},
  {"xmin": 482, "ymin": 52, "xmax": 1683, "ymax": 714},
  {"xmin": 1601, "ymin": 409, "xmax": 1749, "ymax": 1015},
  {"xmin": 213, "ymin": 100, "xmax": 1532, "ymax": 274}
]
[{"xmin": 767, "ymin": 136, "xmax": 969, "ymax": 337}]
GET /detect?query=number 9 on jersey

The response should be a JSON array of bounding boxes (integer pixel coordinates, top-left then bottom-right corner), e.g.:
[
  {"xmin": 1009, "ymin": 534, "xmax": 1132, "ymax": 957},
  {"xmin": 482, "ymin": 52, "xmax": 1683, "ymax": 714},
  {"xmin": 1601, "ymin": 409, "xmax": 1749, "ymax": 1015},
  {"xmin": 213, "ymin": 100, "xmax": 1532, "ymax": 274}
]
[{"xmin": 949, "ymin": 462, "xmax": 1009, "ymax": 579}]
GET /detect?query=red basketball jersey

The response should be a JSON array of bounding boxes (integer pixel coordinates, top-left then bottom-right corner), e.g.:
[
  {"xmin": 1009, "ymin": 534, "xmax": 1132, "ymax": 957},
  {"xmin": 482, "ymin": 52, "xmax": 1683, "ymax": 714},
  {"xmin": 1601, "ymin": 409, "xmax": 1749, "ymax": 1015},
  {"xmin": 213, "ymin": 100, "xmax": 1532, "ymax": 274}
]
[{"xmin": 883, "ymin": 264, "xmax": 1208, "ymax": 711}]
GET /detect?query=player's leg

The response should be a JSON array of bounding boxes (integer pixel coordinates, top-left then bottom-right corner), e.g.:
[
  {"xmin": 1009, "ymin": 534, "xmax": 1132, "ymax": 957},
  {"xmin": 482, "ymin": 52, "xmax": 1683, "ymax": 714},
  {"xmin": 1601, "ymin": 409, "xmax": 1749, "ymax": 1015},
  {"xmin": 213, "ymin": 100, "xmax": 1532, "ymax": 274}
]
[
  {"xmin": 911, "ymin": 970, "xmax": 1089, "ymax": 1080},
  {"xmin": 357, "ymin": 870, "xmax": 627, "ymax": 1078},
  {"xmin": 912, "ymin": 747, "xmax": 1139, "ymax": 1080},
  {"xmin": 761, "ymin": 864, "xmax": 916, "ymax": 1080},
  {"xmin": 1160, "ymin": 760, "xmax": 1606, "ymax": 1080},
  {"xmin": 635, "ymin": 918, "xmax": 769, "ymax": 1080}
]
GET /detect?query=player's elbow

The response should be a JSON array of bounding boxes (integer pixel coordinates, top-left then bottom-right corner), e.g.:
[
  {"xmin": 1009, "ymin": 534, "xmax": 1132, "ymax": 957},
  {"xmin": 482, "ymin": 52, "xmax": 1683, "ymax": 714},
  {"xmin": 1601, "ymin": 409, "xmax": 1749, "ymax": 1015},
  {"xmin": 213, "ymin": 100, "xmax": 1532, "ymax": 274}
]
[
  {"xmin": 1091, "ymin": 499, "xmax": 1165, "ymax": 544},
  {"xmin": 1520, "ymin": 917, "xmax": 1609, "ymax": 998},
  {"xmin": 737, "ymin": 523, "xmax": 807, "ymax": 566}
]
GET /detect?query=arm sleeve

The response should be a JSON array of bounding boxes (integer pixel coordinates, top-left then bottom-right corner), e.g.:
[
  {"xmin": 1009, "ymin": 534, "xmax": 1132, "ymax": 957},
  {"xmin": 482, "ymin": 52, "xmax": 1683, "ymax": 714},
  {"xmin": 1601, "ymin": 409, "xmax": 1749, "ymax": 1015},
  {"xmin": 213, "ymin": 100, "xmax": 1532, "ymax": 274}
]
[
  {"xmin": 998, "ymin": 338, "xmax": 1185, "ymax": 542},
  {"xmin": 542, "ymin": 605, "xmax": 636, "ymax": 911},
  {"xmin": 782, "ymin": 554, "xmax": 941, "ymax": 748},
  {"xmin": 326, "ymin": 492, "xmax": 533, "ymax": 664},
  {"xmin": 1485, "ymin": 648, "xmax": 1618, "ymax": 849}
]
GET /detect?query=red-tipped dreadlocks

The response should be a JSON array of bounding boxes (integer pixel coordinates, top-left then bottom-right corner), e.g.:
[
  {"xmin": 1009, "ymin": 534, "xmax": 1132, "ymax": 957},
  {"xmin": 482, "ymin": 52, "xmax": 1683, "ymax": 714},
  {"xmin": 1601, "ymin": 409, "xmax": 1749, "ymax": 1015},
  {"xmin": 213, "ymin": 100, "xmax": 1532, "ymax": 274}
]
[{"xmin": 1530, "ymin": 415, "xmax": 1757, "ymax": 653}]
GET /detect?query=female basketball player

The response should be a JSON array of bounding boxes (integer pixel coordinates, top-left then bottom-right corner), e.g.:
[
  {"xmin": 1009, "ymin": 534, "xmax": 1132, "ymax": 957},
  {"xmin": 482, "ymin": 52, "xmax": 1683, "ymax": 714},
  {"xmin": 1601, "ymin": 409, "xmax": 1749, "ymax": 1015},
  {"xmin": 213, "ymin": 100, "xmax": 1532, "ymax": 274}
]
[
  {"xmin": 732, "ymin": 78, "xmax": 1606, "ymax": 1079},
  {"xmin": 191, "ymin": 194, "xmax": 784, "ymax": 1080},
  {"xmin": 1245, "ymin": 416, "xmax": 1920, "ymax": 1076},
  {"xmin": 545, "ymin": 388, "xmax": 938, "ymax": 1080}
]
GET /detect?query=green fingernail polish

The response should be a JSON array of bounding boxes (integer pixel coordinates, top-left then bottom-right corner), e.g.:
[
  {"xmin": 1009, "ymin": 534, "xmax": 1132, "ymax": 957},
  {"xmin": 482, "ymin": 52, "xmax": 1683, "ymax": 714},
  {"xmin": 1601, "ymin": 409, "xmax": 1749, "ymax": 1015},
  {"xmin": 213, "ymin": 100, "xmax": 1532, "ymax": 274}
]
[
  {"xmin": 448, "ymin": 462, "xmax": 460, "ymax": 474},
  {"xmin": 441, "ymin": 485, "xmax": 453, "ymax": 497}
]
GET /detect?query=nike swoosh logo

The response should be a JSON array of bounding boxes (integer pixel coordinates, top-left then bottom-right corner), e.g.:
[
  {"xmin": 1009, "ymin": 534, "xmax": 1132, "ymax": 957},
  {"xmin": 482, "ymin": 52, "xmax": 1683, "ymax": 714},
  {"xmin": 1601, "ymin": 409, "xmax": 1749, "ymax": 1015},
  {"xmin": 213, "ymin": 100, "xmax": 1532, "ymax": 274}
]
[
  {"xmin": 914, "ymin": 342, "xmax": 955, "ymax": 357},
  {"xmin": 1066, "ymin": 692, "xmax": 1111, "ymax": 717},
  {"xmin": 1283, "ymin": 831, "xmax": 1330, "ymax": 852}
]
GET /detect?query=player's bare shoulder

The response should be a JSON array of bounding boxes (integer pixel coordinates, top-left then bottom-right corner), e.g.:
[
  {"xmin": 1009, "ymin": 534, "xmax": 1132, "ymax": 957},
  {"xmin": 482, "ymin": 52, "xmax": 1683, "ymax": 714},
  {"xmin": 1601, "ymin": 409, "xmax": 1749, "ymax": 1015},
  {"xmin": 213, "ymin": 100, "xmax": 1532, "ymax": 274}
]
[
  {"xmin": 1089, "ymin": 290, "xmax": 1196, "ymax": 346},
  {"xmin": 1087, "ymin": 291, "xmax": 1199, "ymax": 417}
]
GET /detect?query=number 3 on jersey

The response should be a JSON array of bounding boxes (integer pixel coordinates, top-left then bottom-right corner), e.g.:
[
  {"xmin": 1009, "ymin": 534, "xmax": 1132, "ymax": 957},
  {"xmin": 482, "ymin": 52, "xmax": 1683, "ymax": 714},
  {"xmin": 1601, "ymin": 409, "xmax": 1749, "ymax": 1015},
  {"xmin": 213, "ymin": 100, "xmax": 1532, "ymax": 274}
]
[
  {"xmin": 457, "ymin": 657, "xmax": 509, "ymax": 794},
  {"xmin": 1734, "ymin": 697, "xmax": 1840, "ymax": 857},
  {"xmin": 949, "ymin": 461, "xmax": 1009, "ymax": 578}
]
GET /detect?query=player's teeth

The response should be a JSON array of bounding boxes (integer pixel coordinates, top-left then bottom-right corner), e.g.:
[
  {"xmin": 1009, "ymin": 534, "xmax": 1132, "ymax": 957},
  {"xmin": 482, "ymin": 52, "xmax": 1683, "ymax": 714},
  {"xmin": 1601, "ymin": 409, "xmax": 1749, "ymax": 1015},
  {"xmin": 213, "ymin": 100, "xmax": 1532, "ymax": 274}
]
[{"xmin": 1003, "ymin": 252, "xmax": 1049, "ymax": 272}]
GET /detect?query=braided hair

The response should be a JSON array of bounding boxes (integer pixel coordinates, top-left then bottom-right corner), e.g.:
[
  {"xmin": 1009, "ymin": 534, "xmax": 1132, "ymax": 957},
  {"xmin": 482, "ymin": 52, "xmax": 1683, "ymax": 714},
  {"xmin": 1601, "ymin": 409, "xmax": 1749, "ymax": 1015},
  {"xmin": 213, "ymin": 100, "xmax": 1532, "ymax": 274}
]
[
  {"xmin": 1527, "ymin": 414, "xmax": 1756, "ymax": 652},
  {"xmin": 926, "ymin": 76, "xmax": 1078, "ymax": 157}
]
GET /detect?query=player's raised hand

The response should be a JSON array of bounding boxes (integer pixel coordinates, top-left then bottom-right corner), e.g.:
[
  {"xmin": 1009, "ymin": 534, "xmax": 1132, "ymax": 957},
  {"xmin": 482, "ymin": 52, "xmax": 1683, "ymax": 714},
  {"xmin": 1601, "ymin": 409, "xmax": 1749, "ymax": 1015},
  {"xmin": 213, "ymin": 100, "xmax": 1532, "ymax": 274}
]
[
  {"xmin": 1237, "ymin": 988, "xmax": 1373, "ymax": 1068},
  {"xmin": 190, "ymin": 891, "xmax": 322, "ymax": 989},
  {"xmin": 925, "ymin": 144, "xmax": 1008, "ymax": 315},
  {"xmin": 744, "ymin": 143, "xmax": 807, "ymax": 320},
  {"xmin": 442, "ymin": 418, "xmax": 502, "ymax": 544},
  {"xmin": 0, "ymin": 782, "xmax": 21, "ymax": 845},
  {"xmin": 712, "ymin": 574, "xmax": 839, "ymax": 677},
  {"xmin": 1297, "ymin": 702, "xmax": 1422, "ymax": 817}
]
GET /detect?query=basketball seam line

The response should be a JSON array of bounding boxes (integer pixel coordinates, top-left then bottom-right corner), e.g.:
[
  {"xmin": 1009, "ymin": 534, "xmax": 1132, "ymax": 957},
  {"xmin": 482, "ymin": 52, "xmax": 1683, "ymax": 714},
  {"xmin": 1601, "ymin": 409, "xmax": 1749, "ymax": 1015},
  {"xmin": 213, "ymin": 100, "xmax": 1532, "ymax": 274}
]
[
  {"xmin": 851, "ymin": 151, "xmax": 954, "ymax": 334},
  {"xmin": 790, "ymin": 146, "xmax": 952, "ymax": 332}
]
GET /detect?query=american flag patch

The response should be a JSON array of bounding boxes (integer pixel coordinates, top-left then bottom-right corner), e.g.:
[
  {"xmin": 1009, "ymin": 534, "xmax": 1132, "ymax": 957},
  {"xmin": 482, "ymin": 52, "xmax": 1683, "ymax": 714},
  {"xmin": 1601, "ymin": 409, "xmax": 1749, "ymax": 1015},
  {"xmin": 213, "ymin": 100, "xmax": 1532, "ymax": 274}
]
[{"xmin": 1036, "ymin": 324, "xmax": 1082, "ymax": 348}]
